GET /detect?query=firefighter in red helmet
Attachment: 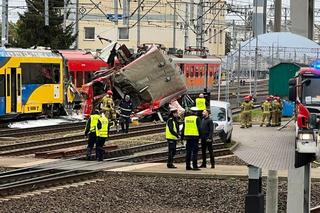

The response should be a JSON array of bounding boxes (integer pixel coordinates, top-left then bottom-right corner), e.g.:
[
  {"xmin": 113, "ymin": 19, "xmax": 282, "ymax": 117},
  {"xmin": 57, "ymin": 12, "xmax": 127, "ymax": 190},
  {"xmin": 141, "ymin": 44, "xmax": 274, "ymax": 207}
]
[
  {"xmin": 101, "ymin": 89, "xmax": 116, "ymax": 120},
  {"xmin": 240, "ymin": 96, "xmax": 254, "ymax": 128}
]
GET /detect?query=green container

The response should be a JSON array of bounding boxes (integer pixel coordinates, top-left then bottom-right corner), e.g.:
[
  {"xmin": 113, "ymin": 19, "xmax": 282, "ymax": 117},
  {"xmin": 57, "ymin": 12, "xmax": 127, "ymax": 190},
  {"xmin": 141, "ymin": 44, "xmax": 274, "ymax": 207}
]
[{"xmin": 268, "ymin": 63, "xmax": 308, "ymax": 98}]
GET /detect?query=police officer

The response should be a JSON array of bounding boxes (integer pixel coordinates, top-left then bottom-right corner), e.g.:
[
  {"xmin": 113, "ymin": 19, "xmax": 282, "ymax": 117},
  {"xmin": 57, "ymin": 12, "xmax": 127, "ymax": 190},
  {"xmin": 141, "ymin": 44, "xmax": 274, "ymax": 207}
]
[
  {"xmin": 84, "ymin": 109, "xmax": 100, "ymax": 160},
  {"xmin": 101, "ymin": 90, "xmax": 116, "ymax": 120},
  {"xmin": 119, "ymin": 95, "xmax": 134, "ymax": 133},
  {"xmin": 95, "ymin": 112, "xmax": 109, "ymax": 161},
  {"xmin": 260, "ymin": 97, "xmax": 272, "ymax": 127},
  {"xmin": 196, "ymin": 93, "xmax": 206, "ymax": 111},
  {"xmin": 240, "ymin": 96, "xmax": 254, "ymax": 128},
  {"xmin": 182, "ymin": 107, "xmax": 201, "ymax": 170},
  {"xmin": 200, "ymin": 109, "xmax": 215, "ymax": 168},
  {"xmin": 165, "ymin": 108, "xmax": 180, "ymax": 168}
]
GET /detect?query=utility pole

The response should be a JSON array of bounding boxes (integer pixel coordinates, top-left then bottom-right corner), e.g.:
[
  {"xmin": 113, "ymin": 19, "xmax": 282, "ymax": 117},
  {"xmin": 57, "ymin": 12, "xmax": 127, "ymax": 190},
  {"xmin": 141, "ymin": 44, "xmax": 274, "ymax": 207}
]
[
  {"xmin": 123, "ymin": 0, "xmax": 129, "ymax": 26},
  {"xmin": 114, "ymin": 0, "xmax": 118, "ymax": 25},
  {"xmin": 173, "ymin": 0, "xmax": 176, "ymax": 50},
  {"xmin": 1, "ymin": 0, "xmax": 8, "ymax": 47},
  {"xmin": 274, "ymin": 0, "xmax": 281, "ymax": 32},
  {"xmin": 236, "ymin": 43, "xmax": 241, "ymax": 105},
  {"xmin": 63, "ymin": 0, "xmax": 67, "ymax": 32},
  {"xmin": 74, "ymin": 0, "xmax": 79, "ymax": 49},
  {"xmin": 284, "ymin": 7, "xmax": 288, "ymax": 31},
  {"xmin": 45, "ymin": 0, "xmax": 49, "ymax": 26},
  {"xmin": 137, "ymin": 0, "xmax": 141, "ymax": 47},
  {"xmin": 184, "ymin": 3, "xmax": 189, "ymax": 50},
  {"xmin": 196, "ymin": 0, "xmax": 204, "ymax": 51}
]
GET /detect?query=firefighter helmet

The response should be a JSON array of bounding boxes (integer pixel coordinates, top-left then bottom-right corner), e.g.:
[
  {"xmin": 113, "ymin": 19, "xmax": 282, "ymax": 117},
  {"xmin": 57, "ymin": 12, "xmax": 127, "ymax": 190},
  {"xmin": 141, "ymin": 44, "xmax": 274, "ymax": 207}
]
[{"xmin": 107, "ymin": 90, "xmax": 113, "ymax": 95}]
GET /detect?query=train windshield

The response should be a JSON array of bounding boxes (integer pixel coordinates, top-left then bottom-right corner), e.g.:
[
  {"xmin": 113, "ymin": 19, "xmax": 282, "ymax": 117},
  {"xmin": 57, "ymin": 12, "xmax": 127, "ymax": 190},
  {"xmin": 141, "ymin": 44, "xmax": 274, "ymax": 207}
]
[
  {"xmin": 211, "ymin": 106, "xmax": 226, "ymax": 121},
  {"xmin": 302, "ymin": 77, "xmax": 320, "ymax": 105}
]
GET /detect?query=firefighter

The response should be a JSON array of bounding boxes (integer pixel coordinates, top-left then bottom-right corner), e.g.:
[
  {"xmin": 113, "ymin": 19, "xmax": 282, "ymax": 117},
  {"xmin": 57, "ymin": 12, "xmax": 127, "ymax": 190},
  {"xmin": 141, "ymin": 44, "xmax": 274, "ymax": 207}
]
[
  {"xmin": 95, "ymin": 112, "xmax": 109, "ymax": 161},
  {"xmin": 240, "ymin": 96, "xmax": 254, "ymax": 128},
  {"xmin": 84, "ymin": 109, "xmax": 100, "ymax": 160},
  {"xmin": 248, "ymin": 95, "xmax": 254, "ymax": 127},
  {"xmin": 272, "ymin": 97, "xmax": 281, "ymax": 127},
  {"xmin": 101, "ymin": 90, "xmax": 116, "ymax": 120},
  {"xmin": 260, "ymin": 97, "xmax": 272, "ymax": 127},
  {"xmin": 268, "ymin": 95, "xmax": 274, "ymax": 125},
  {"xmin": 181, "ymin": 107, "xmax": 201, "ymax": 170},
  {"xmin": 275, "ymin": 96, "xmax": 283, "ymax": 125},
  {"xmin": 165, "ymin": 108, "xmax": 180, "ymax": 168},
  {"xmin": 196, "ymin": 93, "xmax": 206, "ymax": 111}
]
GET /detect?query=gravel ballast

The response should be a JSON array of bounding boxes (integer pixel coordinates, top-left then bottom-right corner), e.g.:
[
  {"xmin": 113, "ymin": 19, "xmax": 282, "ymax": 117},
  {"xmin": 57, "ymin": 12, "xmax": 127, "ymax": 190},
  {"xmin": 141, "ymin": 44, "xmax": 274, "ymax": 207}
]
[{"xmin": 1, "ymin": 173, "xmax": 320, "ymax": 213}]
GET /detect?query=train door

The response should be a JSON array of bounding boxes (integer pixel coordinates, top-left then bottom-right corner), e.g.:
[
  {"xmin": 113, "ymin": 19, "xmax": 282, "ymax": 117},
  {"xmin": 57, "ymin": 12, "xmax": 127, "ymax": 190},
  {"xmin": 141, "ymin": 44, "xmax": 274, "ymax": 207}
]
[{"xmin": 5, "ymin": 68, "xmax": 22, "ymax": 114}]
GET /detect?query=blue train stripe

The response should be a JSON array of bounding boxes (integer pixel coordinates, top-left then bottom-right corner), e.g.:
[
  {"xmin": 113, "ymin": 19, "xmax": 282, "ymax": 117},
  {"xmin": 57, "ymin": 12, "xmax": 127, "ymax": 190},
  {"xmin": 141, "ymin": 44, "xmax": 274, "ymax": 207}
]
[
  {"xmin": 22, "ymin": 84, "xmax": 41, "ymax": 105},
  {"xmin": 0, "ymin": 97, "xmax": 5, "ymax": 116}
]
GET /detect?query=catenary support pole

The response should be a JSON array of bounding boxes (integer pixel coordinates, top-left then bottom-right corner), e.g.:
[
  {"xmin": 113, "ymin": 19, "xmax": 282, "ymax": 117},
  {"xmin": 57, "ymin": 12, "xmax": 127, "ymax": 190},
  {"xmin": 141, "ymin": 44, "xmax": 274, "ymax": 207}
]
[
  {"xmin": 1, "ymin": 0, "xmax": 8, "ymax": 47},
  {"xmin": 137, "ymin": 0, "xmax": 141, "ymax": 47},
  {"xmin": 45, "ymin": 0, "xmax": 49, "ymax": 26}
]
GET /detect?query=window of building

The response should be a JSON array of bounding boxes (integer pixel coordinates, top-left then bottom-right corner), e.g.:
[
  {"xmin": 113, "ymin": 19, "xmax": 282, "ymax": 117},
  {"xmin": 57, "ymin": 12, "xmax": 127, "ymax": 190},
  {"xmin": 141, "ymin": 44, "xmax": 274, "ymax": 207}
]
[
  {"xmin": 219, "ymin": 30, "xmax": 223, "ymax": 44},
  {"xmin": 118, "ymin": 27, "xmax": 129, "ymax": 40},
  {"xmin": 0, "ymin": 75, "xmax": 5, "ymax": 97},
  {"xmin": 84, "ymin": 27, "xmax": 95, "ymax": 40},
  {"xmin": 214, "ymin": 29, "xmax": 217, "ymax": 43},
  {"xmin": 21, "ymin": 63, "xmax": 60, "ymax": 84}
]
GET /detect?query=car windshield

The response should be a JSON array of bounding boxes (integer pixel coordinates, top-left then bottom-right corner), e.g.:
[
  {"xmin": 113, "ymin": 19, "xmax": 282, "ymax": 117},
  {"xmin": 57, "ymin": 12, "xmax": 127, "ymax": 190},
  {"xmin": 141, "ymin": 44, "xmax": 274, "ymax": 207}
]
[
  {"xmin": 211, "ymin": 106, "xmax": 226, "ymax": 121},
  {"xmin": 302, "ymin": 78, "xmax": 320, "ymax": 106}
]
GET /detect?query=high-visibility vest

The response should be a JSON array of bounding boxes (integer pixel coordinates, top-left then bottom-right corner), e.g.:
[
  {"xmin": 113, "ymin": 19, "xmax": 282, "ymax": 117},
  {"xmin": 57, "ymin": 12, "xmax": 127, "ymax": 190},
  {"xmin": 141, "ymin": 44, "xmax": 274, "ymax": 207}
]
[
  {"xmin": 89, "ymin": 114, "xmax": 100, "ymax": 132},
  {"xmin": 166, "ymin": 118, "xmax": 178, "ymax": 140},
  {"xmin": 96, "ymin": 116, "xmax": 109, "ymax": 138},
  {"xmin": 184, "ymin": 115, "xmax": 199, "ymax": 136},
  {"xmin": 196, "ymin": 98, "xmax": 206, "ymax": 110}
]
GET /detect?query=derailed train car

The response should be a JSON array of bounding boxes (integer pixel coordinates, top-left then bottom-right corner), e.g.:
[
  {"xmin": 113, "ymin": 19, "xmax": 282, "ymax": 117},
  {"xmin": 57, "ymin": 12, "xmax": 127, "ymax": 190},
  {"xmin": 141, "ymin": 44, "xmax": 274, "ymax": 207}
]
[{"xmin": 81, "ymin": 45, "xmax": 187, "ymax": 117}]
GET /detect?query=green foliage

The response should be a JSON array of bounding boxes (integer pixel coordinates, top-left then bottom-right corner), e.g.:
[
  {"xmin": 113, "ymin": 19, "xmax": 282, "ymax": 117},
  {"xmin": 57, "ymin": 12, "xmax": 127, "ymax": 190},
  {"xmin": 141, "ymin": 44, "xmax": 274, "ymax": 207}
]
[{"xmin": 13, "ymin": 0, "xmax": 76, "ymax": 49}]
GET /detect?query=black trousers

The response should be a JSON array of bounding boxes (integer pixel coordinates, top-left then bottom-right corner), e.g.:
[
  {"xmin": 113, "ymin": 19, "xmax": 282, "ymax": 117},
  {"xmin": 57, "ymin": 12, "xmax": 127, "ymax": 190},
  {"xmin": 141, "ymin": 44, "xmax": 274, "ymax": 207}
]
[
  {"xmin": 186, "ymin": 139, "xmax": 199, "ymax": 169},
  {"xmin": 86, "ymin": 132, "xmax": 96, "ymax": 158},
  {"xmin": 201, "ymin": 138, "xmax": 215, "ymax": 166},
  {"xmin": 167, "ymin": 140, "xmax": 177, "ymax": 166},
  {"xmin": 96, "ymin": 137, "xmax": 106, "ymax": 161},
  {"xmin": 120, "ymin": 117, "xmax": 130, "ymax": 133}
]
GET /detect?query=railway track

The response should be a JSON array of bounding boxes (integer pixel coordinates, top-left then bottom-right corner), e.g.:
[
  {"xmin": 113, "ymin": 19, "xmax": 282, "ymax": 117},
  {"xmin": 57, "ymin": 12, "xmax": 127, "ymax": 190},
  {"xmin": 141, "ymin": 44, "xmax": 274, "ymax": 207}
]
[
  {"xmin": 0, "ymin": 124, "xmax": 165, "ymax": 156},
  {"xmin": 0, "ymin": 136, "xmax": 231, "ymax": 197},
  {"xmin": 0, "ymin": 122, "xmax": 86, "ymax": 138}
]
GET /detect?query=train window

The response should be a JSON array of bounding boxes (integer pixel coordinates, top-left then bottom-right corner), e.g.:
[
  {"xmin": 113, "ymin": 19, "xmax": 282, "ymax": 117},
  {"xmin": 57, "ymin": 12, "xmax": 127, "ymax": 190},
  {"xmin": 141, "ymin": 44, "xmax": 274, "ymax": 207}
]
[
  {"xmin": 200, "ymin": 72, "xmax": 203, "ymax": 77},
  {"xmin": 6, "ymin": 74, "xmax": 10, "ymax": 96},
  {"xmin": 76, "ymin": 72, "xmax": 84, "ymax": 88},
  {"xmin": 190, "ymin": 70, "xmax": 194, "ymax": 78},
  {"xmin": 195, "ymin": 72, "xmax": 199, "ymax": 78},
  {"xmin": 0, "ymin": 75, "xmax": 4, "ymax": 97},
  {"xmin": 70, "ymin": 72, "xmax": 75, "ymax": 84},
  {"xmin": 21, "ymin": 63, "xmax": 60, "ymax": 84},
  {"xmin": 17, "ymin": 74, "xmax": 21, "ymax": 96},
  {"xmin": 209, "ymin": 71, "xmax": 213, "ymax": 77},
  {"xmin": 186, "ymin": 71, "xmax": 189, "ymax": 78},
  {"xmin": 84, "ymin": 72, "xmax": 93, "ymax": 84}
]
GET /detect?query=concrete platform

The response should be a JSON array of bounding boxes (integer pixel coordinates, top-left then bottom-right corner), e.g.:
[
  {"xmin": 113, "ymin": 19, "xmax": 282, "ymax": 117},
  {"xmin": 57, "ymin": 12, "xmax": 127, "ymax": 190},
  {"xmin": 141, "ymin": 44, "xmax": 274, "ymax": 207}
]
[
  {"xmin": 0, "ymin": 156, "xmax": 58, "ymax": 168},
  {"xmin": 232, "ymin": 123, "xmax": 295, "ymax": 170},
  {"xmin": 106, "ymin": 162, "xmax": 320, "ymax": 180}
]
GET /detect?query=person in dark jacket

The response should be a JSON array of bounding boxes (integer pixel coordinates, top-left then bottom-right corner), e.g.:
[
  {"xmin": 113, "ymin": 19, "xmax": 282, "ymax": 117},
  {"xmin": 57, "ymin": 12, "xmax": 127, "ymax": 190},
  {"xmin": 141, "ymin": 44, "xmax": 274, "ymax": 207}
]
[
  {"xmin": 181, "ymin": 107, "xmax": 202, "ymax": 170},
  {"xmin": 119, "ymin": 95, "xmax": 133, "ymax": 133},
  {"xmin": 84, "ymin": 109, "xmax": 100, "ymax": 160},
  {"xmin": 200, "ymin": 109, "xmax": 215, "ymax": 168},
  {"xmin": 165, "ymin": 108, "xmax": 180, "ymax": 168}
]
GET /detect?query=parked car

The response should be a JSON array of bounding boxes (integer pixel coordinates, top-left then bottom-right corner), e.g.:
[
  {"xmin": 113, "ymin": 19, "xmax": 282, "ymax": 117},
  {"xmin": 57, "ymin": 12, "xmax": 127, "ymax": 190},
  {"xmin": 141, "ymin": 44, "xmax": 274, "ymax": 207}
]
[{"xmin": 209, "ymin": 100, "xmax": 233, "ymax": 143}]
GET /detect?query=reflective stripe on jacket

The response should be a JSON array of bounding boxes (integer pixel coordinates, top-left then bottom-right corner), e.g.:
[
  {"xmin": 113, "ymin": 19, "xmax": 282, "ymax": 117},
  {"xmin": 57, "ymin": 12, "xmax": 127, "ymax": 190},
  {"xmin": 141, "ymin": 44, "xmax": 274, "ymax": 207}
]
[{"xmin": 184, "ymin": 115, "xmax": 199, "ymax": 136}]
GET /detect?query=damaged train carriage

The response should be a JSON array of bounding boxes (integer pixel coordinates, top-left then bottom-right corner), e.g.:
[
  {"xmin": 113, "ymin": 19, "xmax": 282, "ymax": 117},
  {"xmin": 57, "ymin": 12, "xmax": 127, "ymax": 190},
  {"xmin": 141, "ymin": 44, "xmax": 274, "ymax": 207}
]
[{"xmin": 81, "ymin": 45, "xmax": 187, "ymax": 117}]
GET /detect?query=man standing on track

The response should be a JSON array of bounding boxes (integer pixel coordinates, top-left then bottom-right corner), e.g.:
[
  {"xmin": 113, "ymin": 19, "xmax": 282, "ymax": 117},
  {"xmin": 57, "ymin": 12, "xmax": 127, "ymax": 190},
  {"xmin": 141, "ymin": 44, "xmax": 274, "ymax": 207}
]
[
  {"xmin": 119, "ymin": 95, "xmax": 133, "ymax": 133},
  {"xmin": 84, "ymin": 109, "xmax": 100, "ymax": 160},
  {"xmin": 196, "ymin": 93, "xmax": 207, "ymax": 112},
  {"xmin": 165, "ymin": 108, "xmax": 180, "ymax": 168},
  {"xmin": 200, "ymin": 109, "xmax": 215, "ymax": 168},
  {"xmin": 95, "ymin": 112, "xmax": 109, "ymax": 161},
  {"xmin": 182, "ymin": 107, "xmax": 201, "ymax": 170}
]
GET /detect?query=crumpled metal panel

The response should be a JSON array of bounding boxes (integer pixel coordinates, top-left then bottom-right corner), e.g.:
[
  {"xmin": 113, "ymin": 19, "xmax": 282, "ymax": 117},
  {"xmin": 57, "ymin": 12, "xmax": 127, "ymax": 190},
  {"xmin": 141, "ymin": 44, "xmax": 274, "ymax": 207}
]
[{"xmin": 113, "ymin": 46, "xmax": 187, "ymax": 107}]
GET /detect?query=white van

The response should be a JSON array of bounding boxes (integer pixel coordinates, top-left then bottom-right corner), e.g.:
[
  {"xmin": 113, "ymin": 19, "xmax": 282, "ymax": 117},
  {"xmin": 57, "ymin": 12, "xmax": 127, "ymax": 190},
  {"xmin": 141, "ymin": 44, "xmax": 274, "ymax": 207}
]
[{"xmin": 209, "ymin": 100, "xmax": 233, "ymax": 143}]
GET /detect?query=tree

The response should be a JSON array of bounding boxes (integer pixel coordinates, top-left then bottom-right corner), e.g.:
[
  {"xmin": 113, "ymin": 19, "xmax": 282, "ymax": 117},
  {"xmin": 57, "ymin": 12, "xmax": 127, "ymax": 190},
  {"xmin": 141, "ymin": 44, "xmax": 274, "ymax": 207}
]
[{"xmin": 14, "ymin": 0, "xmax": 76, "ymax": 49}]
